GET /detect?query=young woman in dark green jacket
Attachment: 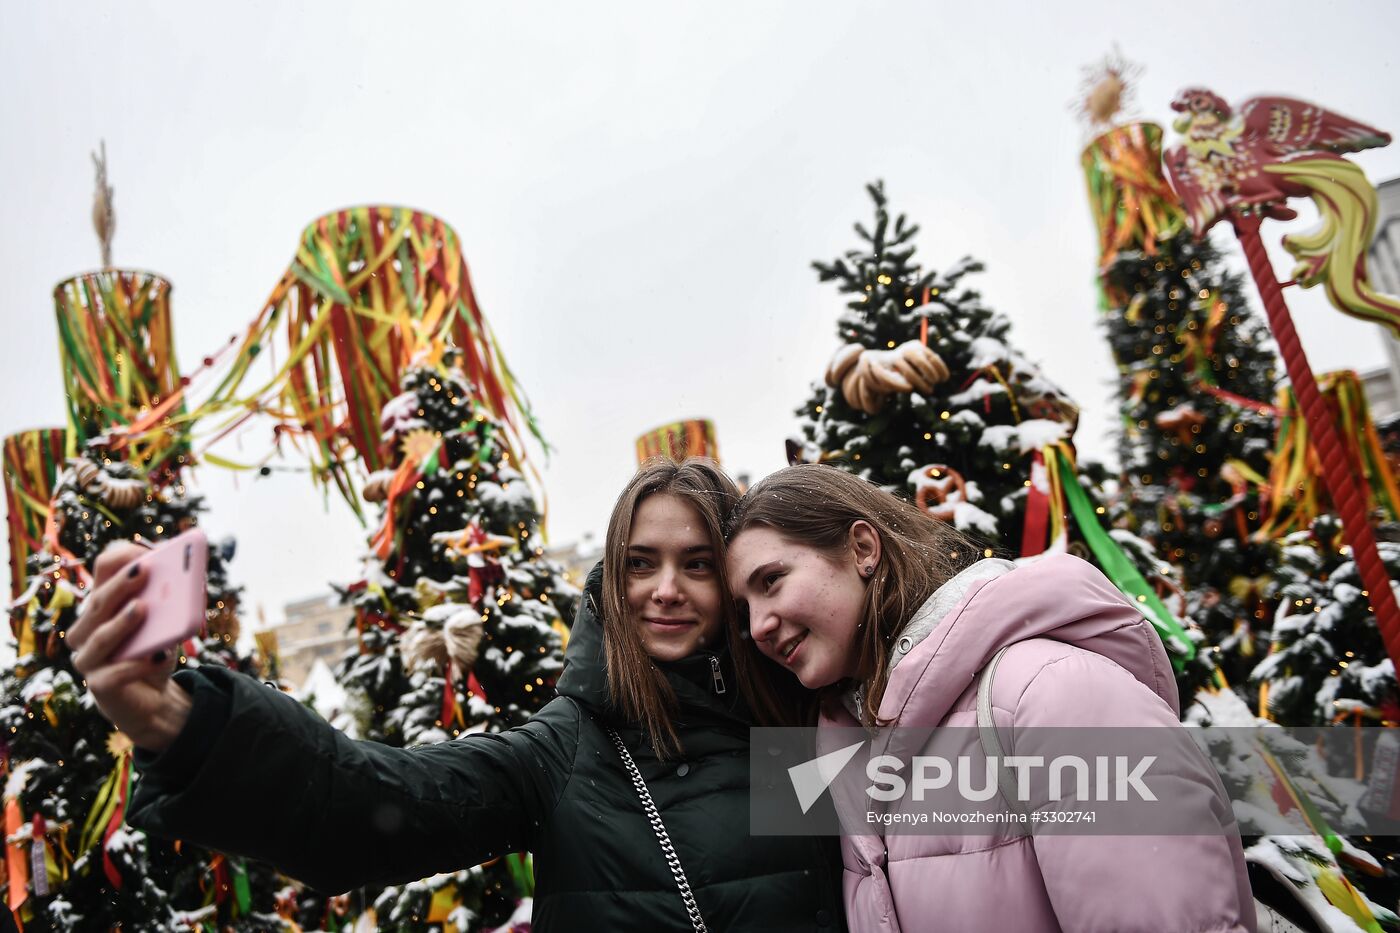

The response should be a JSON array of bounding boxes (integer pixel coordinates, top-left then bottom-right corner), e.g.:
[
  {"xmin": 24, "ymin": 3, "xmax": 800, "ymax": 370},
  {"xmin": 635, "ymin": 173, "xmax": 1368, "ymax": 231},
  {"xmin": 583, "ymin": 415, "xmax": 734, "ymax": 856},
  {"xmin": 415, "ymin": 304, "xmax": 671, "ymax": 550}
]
[{"xmin": 68, "ymin": 459, "xmax": 842, "ymax": 932}]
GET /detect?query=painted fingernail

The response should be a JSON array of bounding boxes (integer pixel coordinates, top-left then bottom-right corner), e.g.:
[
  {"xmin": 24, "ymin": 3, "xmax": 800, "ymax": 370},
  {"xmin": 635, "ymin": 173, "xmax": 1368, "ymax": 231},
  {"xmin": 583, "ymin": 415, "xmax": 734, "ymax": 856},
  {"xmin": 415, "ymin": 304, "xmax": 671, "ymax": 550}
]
[
  {"xmin": 152, "ymin": 651, "xmax": 168, "ymax": 662},
  {"xmin": 127, "ymin": 564, "xmax": 141, "ymax": 579}
]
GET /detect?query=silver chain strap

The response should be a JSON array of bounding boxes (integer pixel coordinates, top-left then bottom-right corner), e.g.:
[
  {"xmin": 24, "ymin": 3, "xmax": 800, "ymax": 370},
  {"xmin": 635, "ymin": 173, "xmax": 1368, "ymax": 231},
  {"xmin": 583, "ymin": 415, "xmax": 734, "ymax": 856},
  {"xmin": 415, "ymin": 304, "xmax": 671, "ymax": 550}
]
[{"xmin": 606, "ymin": 728, "xmax": 709, "ymax": 933}]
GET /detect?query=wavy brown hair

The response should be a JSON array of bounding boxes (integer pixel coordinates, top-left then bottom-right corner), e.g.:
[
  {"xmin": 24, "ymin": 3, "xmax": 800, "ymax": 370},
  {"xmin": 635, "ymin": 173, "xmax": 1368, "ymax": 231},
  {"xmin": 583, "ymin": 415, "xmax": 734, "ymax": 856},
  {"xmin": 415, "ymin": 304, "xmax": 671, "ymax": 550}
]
[
  {"xmin": 726, "ymin": 463, "xmax": 981, "ymax": 725},
  {"xmin": 602, "ymin": 458, "xmax": 804, "ymax": 757}
]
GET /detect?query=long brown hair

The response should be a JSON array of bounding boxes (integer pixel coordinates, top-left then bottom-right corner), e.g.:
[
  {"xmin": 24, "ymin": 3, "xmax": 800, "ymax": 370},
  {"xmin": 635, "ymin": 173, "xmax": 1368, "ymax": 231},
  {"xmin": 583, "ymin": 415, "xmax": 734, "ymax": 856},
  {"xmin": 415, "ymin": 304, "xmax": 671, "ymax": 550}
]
[
  {"xmin": 726, "ymin": 463, "xmax": 981, "ymax": 725},
  {"xmin": 602, "ymin": 458, "xmax": 802, "ymax": 757}
]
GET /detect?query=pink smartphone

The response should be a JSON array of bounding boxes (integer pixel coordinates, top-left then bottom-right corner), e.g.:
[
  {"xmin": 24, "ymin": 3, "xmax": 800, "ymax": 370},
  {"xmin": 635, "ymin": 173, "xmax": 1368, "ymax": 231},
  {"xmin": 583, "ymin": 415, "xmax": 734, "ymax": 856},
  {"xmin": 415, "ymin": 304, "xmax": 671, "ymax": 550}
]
[{"xmin": 112, "ymin": 528, "xmax": 209, "ymax": 661}]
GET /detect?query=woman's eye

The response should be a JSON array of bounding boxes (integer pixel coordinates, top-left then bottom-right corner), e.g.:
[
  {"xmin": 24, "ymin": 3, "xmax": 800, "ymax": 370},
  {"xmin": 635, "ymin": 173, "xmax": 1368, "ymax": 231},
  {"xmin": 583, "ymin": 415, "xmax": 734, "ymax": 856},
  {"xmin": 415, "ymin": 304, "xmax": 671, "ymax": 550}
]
[
  {"xmin": 627, "ymin": 557, "xmax": 651, "ymax": 572},
  {"xmin": 763, "ymin": 572, "xmax": 783, "ymax": 592},
  {"xmin": 688, "ymin": 558, "xmax": 714, "ymax": 572}
]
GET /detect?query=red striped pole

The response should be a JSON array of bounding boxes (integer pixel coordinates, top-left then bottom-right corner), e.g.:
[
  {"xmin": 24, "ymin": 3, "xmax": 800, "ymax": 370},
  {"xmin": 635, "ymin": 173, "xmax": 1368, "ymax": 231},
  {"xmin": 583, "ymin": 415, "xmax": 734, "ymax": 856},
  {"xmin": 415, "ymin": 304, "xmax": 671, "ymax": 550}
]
[{"xmin": 1233, "ymin": 210, "xmax": 1400, "ymax": 668}]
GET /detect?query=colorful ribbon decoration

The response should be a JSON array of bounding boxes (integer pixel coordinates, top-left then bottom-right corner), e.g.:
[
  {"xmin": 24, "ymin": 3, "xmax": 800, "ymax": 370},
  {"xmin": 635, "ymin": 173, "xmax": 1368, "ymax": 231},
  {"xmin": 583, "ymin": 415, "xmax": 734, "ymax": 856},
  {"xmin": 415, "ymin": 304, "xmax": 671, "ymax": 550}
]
[
  {"xmin": 1256, "ymin": 741, "xmax": 1385, "ymax": 932},
  {"xmin": 369, "ymin": 431, "xmax": 445, "ymax": 561},
  {"xmin": 5, "ymin": 794, "xmax": 27, "ymax": 923},
  {"xmin": 1177, "ymin": 289, "xmax": 1279, "ymax": 413},
  {"xmin": 426, "ymin": 884, "xmax": 461, "ymax": 923},
  {"xmin": 1256, "ymin": 370, "xmax": 1400, "ymax": 540},
  {"xmin": 192, "ymin": 207, "xmax": 544, "ymax": 517},
  {"xmin": 505, "ymin": 852, "xmax": 535, "ymax": 899},
  {"xmin": 3, "ymin": 429, "xmax": 65, "ymax": 600},
  {"xmin": 1042, "ymin": 444, "xmax": 1197, "ymax": 669},
  {"xmin": 635, "ymin": 419, "xmax": 719, "ymax": 465},
  {"xmin": 77, "ymin": 739, "xmax": 133, "ymax": 890},
  {"xmin": 51, "ymin": 271, "xmax": 187, "ymax": 474},
  {"xmin": 1019, "ymin": 450, "xmax": 1060, "ymax": 557},
  {"xmin": 1079, "ymin": 122, "xmax": 1186, "ymax": 275}
]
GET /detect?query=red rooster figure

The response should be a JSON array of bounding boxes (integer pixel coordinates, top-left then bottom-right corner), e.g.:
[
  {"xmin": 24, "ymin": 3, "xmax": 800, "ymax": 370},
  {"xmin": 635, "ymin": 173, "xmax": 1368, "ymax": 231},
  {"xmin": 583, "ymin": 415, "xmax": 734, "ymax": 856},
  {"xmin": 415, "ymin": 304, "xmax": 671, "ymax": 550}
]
[
  {"xmin": 1166, "ymin": 88, "xmax": 1400, "ymax": 334},
  {"xmin": 1166, "ymin": 88, "xmax": 1390, "ymax": 234}
]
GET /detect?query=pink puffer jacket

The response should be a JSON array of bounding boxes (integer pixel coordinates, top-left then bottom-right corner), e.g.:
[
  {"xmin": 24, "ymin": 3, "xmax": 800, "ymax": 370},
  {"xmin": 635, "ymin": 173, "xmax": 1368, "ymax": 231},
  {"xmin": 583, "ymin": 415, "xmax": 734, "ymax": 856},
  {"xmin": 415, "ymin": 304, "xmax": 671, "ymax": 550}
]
[{"xmin": 821, "ymin": 554, "xmax": 1255, "ymax": 933}]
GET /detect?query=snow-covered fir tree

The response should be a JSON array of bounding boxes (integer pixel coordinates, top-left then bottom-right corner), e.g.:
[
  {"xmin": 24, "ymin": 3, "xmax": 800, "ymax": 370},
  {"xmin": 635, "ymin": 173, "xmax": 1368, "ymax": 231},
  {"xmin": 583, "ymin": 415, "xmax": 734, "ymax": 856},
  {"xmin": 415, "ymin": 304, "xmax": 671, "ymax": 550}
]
[
  {"xmin": 1244, "ymin": 515, "xmax": 1400, "ymax": 914},
  {"xmin": 1100, "ymin": 233, "xmax": 1282, "ymax": 690},
  {"xmin": 1, "ymin": 453, "xmax": 286, "ymax": 931},
  {"xmin": 794, "ymin": 182, "xmax": 1212, "ymax": 689},
  {"xmin": 320, "ymin": 350, "xmax": 577, "ymax": 931},
  {"xmin": 1251, "ymin": 515, "xmax": 1400, "ymax": 728},
  {"xmin": 796, "ymin": 182, "xmax": 1079, "ymax": 550}
]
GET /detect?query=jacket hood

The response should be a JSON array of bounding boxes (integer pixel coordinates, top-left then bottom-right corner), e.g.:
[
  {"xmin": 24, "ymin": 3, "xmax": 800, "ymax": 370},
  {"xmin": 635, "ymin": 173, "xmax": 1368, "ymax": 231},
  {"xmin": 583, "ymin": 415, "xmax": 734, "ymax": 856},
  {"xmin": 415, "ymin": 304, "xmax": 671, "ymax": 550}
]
[
  {"xmin": 877, "ymin": 553, "xmax": 1179, "ymax": 726},
  {"xmin": 555, "ymin": 562, "xmax": 749, "ymax": 728}
]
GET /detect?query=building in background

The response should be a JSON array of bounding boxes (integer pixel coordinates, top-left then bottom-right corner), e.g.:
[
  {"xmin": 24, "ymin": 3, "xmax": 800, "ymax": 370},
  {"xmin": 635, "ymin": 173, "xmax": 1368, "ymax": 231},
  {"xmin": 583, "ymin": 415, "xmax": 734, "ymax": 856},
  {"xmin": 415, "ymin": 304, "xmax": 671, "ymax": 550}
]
[
  {"xmin": 270, "ymin": 592, "xmax": 356, "ymax": 688},
  {"xmin": 1362, "ymin": 176, "xmax": 1400, "ymax": 419},
  {"xmin": 547, "ymin": 534, "xmax": 603, "ymax": 590},
  {"xmin": 264, "ymin": 531, "xmax": 607, "ymax": 690}
]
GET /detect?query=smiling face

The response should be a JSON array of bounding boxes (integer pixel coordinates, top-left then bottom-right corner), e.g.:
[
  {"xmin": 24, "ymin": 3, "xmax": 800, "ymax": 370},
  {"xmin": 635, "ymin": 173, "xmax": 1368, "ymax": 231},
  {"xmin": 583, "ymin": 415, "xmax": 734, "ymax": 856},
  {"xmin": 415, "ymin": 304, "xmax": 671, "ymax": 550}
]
[
  {"xmin": 625, "ymin": 493, "xmax": 725, "ymax": 662},
  {"xmin": 727, "ymin": 525, "xmax": 873, "ymax": 689}
]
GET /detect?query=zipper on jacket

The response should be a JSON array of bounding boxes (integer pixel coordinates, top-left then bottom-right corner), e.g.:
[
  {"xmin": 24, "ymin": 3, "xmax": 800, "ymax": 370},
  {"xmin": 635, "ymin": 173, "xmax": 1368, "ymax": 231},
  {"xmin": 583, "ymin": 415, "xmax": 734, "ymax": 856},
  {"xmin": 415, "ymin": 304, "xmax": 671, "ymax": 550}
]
[{"xmin": 709, "ymin": 655, "xmax": 727, "ymax": 694}]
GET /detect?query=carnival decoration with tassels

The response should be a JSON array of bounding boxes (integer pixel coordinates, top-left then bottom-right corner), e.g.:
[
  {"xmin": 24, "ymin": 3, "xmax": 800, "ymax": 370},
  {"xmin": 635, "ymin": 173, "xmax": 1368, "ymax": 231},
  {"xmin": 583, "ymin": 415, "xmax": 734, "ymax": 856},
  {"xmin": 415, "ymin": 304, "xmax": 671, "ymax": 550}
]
[
  {"xmin": 1077, "ymin": 53, "xmax": 1185, "ymax": 288},
  {"xmin": 1163, "ymin": 87, "xmax": 1400, "ymax": 671},
  {"xmin": 1256, "ymin": 369, "xmax": 1400, "ymax": 540},
  {"xmin": 178, "ymin": 206, "xmax": 545, "ymax": 518},
  {"xmin": 4, "ymin": 430, "xmax": 65, "ymax": 601},
  {"xmin": 636, "ymin": 419, "xmax": 720, "ymax": 465},
  {"xmin": 52, "ymin": 144, "xmax": 189, "ymax": 479},
  {"xmin": 1081, "ymin": 123, "xmax": 1184, "ymax": 279}
]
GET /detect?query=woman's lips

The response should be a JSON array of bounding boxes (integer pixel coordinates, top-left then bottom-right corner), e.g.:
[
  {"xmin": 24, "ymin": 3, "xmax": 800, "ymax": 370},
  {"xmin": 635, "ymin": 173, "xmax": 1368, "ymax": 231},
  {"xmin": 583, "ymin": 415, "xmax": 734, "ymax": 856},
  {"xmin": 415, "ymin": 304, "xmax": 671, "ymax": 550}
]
[
  {"xmin": 780, "ymin": 631, "xmax": 808, "ymax": 666},
  {"xmin": 646, "ymin": 617, "xmax": 695, "ymax": 630}
]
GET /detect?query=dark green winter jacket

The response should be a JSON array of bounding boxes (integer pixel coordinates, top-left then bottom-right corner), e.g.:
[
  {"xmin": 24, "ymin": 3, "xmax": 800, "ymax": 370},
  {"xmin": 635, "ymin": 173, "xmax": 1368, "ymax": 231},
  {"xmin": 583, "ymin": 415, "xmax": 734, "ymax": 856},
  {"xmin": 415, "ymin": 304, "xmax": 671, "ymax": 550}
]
[{"xmin": 128, "ymin": 564, "xmax": 844, "ymax": 932}]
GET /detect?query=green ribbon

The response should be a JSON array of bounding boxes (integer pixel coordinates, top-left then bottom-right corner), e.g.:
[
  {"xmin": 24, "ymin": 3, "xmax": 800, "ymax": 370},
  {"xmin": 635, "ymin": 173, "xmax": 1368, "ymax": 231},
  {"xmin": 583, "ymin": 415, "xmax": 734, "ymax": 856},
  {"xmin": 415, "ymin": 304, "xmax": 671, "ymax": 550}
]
[
  {"xmin": 1054, "ymin": 448, "xmax": 1195, "ymax": 669},
  {"xmin": 231, "ymin": 857, "xmax": 252, "ymax": 915},
  {"xmin": 505, "ymin": 851, "xmax": 535, "ymax": 898}
]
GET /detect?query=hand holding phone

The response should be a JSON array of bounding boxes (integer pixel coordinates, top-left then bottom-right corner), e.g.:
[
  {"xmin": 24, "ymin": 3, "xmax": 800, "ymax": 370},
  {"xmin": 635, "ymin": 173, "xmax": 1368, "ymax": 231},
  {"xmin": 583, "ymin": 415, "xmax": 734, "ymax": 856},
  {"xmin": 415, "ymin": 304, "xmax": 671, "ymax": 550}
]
[
  {"xmin": 68, "ymin": 533, "xmax": 206, "ymax": 752},
  {"xmin": 111, "ymin": 528, "xmax": 209, "ymax": 661}
]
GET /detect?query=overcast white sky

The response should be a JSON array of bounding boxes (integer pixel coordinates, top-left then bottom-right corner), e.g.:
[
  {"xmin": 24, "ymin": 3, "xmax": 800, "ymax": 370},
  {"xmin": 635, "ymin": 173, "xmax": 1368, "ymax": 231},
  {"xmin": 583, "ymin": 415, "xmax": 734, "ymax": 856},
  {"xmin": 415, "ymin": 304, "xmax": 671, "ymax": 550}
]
[{"xmin": 3, "ymin": 1, "xmax": 1398, "ymax": 636}]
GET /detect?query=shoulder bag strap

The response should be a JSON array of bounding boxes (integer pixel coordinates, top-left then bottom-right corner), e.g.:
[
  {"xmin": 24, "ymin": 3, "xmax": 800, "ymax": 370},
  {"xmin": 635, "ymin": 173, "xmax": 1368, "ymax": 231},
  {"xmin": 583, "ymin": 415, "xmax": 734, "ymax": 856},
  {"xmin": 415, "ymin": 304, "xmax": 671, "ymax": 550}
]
[
  {"xmin": 607, "ymin": 727, "xmax": 709, "ymax": 933},
  {"xmin": 976, "ymin": 644, "xmax": 1029, "ymax": 822}
]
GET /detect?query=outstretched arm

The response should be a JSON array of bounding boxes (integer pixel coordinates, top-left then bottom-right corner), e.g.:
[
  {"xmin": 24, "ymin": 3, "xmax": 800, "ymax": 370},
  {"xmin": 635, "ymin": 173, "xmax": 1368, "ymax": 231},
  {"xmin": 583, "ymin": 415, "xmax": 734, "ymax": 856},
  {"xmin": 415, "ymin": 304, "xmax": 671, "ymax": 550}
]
[{"xmin": 127, "ymin": 668, "xmax": 578, "ymax": 894}]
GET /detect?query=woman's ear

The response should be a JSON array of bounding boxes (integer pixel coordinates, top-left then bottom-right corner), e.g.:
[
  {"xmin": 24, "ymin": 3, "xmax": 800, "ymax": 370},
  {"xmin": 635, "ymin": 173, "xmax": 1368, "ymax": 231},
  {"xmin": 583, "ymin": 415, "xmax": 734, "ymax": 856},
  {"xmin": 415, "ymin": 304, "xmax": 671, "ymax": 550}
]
[{"xmin": 848, "ymin": 520, "xmax": 881, "ymax": 571}]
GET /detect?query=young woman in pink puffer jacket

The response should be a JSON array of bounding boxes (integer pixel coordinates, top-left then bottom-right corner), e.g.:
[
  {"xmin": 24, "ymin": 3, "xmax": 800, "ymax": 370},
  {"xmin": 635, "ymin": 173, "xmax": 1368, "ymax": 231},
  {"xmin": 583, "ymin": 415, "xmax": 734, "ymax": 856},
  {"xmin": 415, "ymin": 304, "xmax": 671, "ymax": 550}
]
[{"xmin": 727, "ymin": 464, "xmax": 1254, "ymax": 933}]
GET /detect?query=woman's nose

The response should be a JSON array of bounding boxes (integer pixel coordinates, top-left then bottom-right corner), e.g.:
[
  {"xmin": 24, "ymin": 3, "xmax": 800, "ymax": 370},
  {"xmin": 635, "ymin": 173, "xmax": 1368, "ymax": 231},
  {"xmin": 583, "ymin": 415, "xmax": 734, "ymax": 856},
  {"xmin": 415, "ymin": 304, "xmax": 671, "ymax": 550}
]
[
  {"xmin": 749, "ymin": 607, "xmax": 779, "ymax": 642},
  {"xmin": 652, "ymin": 567, "xmax": 682, "ymax": 603}
]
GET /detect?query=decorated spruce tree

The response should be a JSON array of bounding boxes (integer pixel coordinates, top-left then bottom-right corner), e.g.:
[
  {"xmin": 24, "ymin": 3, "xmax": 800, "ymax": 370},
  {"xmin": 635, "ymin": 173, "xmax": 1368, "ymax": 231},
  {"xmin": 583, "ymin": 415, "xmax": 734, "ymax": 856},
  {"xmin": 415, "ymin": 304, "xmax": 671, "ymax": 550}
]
[
  {"xmin": 1, "ymin": 454, "xmax": 286, "ymax": 931},
  {"xmin": 1250, "ymin": 515, "xmax": 1400, "ymax": 727},
  {"xmin": 793, "ymin": 182, "xmax": 1207, "ymax": 688},
  {"xmin": 323, "ymin": 350, "xmax": 576, "ymax": 931},
  {"xmin": 1, "ymin": 153, "xmax": 293, "ymax": 929},
  {"xmin": 795, "ymin": 182, "xmax": 1079, "ymax": 543},
  {"xmin": 1099, "ymin": 231, "xmax": 1282, "ymax": 688},
  {"xmin": 1245, "ymin": 516, "xmax": 1400, "ymax": 925}
]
